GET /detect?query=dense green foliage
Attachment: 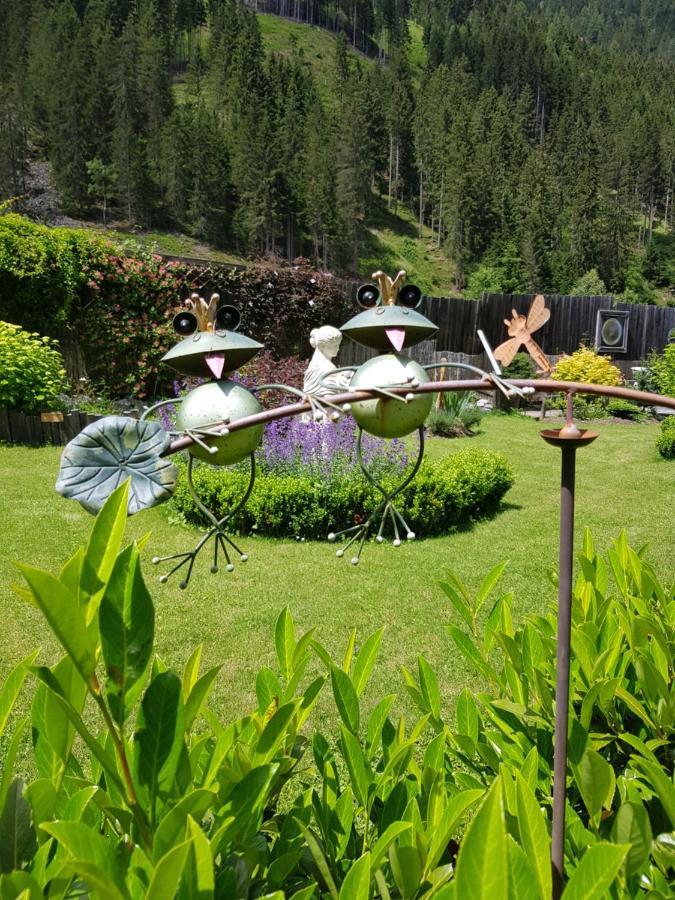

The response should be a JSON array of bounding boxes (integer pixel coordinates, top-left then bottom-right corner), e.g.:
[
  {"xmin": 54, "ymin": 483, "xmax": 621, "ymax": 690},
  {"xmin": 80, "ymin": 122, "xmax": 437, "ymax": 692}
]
[
  {"xmin": 0, "ymin": 0, "xmax": 672, "ymax": 294},
  {"xmin": 552, "ymin": 347, "xmax": 623, "ymax": 388},
  {"xmin": 170, "ymin": 447, "xmax": 513, "ymax": 539},
  {"xmin": 0, "ymin": 321, "xmax": 68, "ymax": 413},
  {"xmin": 0, "ymin": 215, "xmax": 350, "ymax": 397},
  {"xmin": 649, "ymin": 345, "xmax": 675, "ymax": 398},
  {"xmin": 655, "ymin": 417, "xmax": 675, "ymax": 460},
  {"xmin": 1, "ymin": 485, "xmax": 672, "ymax": 897}
]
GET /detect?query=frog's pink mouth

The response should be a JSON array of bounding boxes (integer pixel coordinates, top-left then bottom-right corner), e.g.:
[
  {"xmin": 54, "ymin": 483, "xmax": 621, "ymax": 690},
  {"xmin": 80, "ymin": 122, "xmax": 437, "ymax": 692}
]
[
  {"xmin": 206, "ymin": 353, "xmax": 225, "ymax": 379},
  {"xmin": 385, "ymin": 328, "xmax": 406, "ymax": 352}
]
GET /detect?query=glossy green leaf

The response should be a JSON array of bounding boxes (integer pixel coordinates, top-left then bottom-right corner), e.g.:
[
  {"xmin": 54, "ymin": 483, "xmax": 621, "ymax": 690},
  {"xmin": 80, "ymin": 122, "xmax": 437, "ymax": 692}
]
[
  {"xmin": 30, "ymin": 656, "xmax": 87, "ymax": 782},
  {"xmin": 426, "ymin": 789, "xmax": 484, "ymax": 874},
  {"xmin": 184, "ymin": 665, "xmax": 222, "ymax": 731},
  {"xmin": 514, "ymin": 772, "xmax": 551, "ymax": 899},
  {"xmin": 610, "ymin": 801, "xmax": 652, "ymax": 878},
  {"xmin": 100, "ymin": 543, "xmax": 154, "ymax": 726},
  {"xmin": 365, "ymin": 694, "xmax": 395, "ymax": 758},
  {"xmin": 506, "ymin": 834, "xmax": 539, "ymax": 900},
  {"xmin": 59, "ymin": 860, "xmax": 127, "ymax": 900},
  {"xmin": 351, "ymin": 628, "xmax": 383, "ymax": 696},
  {"xmin": 275, "ymin": 607, "xmax": 296, "ymax": 681},
  {"xmin": 331, "ymin": 666, "xmax": 360, "ymax": 734},
  {"xmin": 253, "ymin": 701, "xmax": 297, "ymax": 764},
  {"xmin": 447, "ymin": 626, "xmax": 497, "ymax": 685},
  {"xmin": 146, "ymin": 840, "xmax": 191, "ymax": 900},
  {"xmin": 0, "ymin": 652, "xmax": 38, "ymax": 740},
  {"xmin": 153, "ymin": 789, "xmax": 215, "ymax": 863},
  {"xmin": 182, "ymin": 645, "xmax": 202, "ymax": 701},
  {"xmin": 475, "ymin": 561, "xmax": 508, "ymax": 612},
  {"xmin": 31, "ymin": 665, "xmax": 125, "ymax": 796},
  {"xmin": 456, "ymin": 689, "xmax": 479, "ymax": 743},
  {"xmin": 370, "ymin": 822, "xmax": 412, "ymax": 871},
  {"xmin": 339, "ymin": 853, "xmax": 370, "ymax": 900},
  {"xmin": 41, "ymin": 820, "xmax": 125, "ymax": 885},
  {"xmin": 183, "ymin": 816, "xmax": 214, "ymax": 900},
  {"xmin": 0, "ymin": 780, "xmax": 36, "ymax": 875},
  {"xmin": 256, "ymin": 666, "xmax": 282, "ymax": 714},
  {"xmin": 340, "ymin": 727, "xmax": 371, "ymax": 809},
  {"xmin": 133, "ymin": 672, "xmax": 184, "ymax": 817},
  {"xmin": 17, "ymin": 565, "xmax": 96, "ymax": 681},
  {"xmin": 454, "ymin": 778, "xmax": 508, "ymax": 900},
  {"xmin": 561, "ymin": 843, "xmax": 629, "ymax": 900},
  {"xmin": 572, "ymin": 749, "xmax": 615, "ymax": 820},
  {"xmin": 389, "ymin": 844, "xmax": 422, "ymax": 900},
  {"xmin": 0, "ymin": 871, "xmax": 43, "ymax": 900},
  {"xmin": 418, "ymin": 655, "xmax": 441, "ymax": 720},
  {"xmin": 84, "ymin": 479, "xmax": 130, "ymax": 587},
  {"xmin": 214, "ymin": 765, "xmax": 277, "ymax": 849},
  {"xmin": 630, "ymin": 757, "xmax": 675, "ymax": 828},
  {"xmin": 0, "ymin": 718, "xmax": 28, "ymax": 814}
]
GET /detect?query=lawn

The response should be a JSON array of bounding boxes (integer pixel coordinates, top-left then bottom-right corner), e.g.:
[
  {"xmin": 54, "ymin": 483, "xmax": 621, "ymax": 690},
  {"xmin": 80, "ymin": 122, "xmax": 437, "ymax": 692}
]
[{"xmin": 0, "ymin": 415, "xmax": 672, "ymax": 740}]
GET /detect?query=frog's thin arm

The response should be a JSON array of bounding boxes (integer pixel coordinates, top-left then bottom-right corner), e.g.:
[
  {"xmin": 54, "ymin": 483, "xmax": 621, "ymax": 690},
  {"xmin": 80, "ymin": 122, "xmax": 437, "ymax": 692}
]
[
  {"xmin": 423, "ymin": 361, "xmax": 533, "ymax": 400},
  {"xmin": 320, "ymin": 366, "xmax": 414, "ymax": 405},
  {"xmin": 254, "ymin": 383, "xmax": 350, "ymax": 421}
]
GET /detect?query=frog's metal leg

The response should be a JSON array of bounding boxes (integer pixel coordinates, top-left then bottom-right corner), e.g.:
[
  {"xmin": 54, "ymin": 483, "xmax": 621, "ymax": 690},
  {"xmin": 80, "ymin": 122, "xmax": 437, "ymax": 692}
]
[
  {"xmin": 151, "ymin": 453, "xmax": 254, "ymax": 588},
  {"xmin": 328, "ymin": 426, "xmax": 424, "ymax": 565}
]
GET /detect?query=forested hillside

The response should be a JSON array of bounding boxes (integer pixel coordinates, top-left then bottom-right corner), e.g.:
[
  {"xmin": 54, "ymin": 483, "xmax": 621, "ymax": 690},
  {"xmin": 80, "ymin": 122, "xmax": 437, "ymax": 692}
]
[{"xmin": 0, "ymin": 0, "xmax": 673, "ymax": 299}]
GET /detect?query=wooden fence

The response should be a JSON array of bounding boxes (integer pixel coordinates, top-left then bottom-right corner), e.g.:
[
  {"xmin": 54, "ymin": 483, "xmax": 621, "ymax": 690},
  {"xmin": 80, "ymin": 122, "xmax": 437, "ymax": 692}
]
[
  {"xmin": 0, "ymin": 409, "xmax": 102, "ymax": 446},
  {"xmin": 337, "ymin": 293, "xmax": 675, "ymax": 369}
]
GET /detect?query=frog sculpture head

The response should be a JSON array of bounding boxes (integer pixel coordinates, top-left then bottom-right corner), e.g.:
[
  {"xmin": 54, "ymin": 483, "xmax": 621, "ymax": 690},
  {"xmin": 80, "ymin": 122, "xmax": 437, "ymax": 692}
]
[{"xmin": 340, "ymin": 271, "xmax": 437, "ymax": 352}]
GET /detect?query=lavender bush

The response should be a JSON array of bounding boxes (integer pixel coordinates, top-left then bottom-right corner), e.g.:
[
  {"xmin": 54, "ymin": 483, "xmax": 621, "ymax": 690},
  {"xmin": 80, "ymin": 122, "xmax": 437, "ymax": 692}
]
[{"xmin": 258, "ymin": 416, "xmax": 409, "ymax": 479}]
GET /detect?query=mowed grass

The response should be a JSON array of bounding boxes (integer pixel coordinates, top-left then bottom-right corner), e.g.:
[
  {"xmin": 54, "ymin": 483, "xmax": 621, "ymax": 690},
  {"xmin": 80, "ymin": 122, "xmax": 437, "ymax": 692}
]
[{"xmin": 0, "ymin": 415, "xmax": 672, "ymax": 739}]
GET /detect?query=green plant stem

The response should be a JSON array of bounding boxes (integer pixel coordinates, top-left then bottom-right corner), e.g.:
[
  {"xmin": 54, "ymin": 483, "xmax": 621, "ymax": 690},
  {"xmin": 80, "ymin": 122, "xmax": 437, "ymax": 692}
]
[{"xmin": 90, "ymin": 673, "xmax": 153, "ymax": 851}]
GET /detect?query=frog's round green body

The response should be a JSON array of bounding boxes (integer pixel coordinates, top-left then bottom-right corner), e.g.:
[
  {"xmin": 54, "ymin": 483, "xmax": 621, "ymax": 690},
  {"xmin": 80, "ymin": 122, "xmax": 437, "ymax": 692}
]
[
  {"xmin": 349, "ymin": 355, "xmax": 432, "ymax": 438},
  {"xmin": 175, "ymin": 380, "xmax": 263, "ymax": 465}
]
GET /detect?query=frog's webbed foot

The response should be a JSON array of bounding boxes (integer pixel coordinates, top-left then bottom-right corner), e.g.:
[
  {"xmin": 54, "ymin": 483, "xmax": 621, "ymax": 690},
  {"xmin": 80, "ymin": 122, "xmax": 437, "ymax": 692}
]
[
  {"xmin": 152, "ymin": 453, "xmax": 254, "ymax": 588},
  {"xmin": 328, "ymin": 426, "xmax": 423, "ymax": 565}
]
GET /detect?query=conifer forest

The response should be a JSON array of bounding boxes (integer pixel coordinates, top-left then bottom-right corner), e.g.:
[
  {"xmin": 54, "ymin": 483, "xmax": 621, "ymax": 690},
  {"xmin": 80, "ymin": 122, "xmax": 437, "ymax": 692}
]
[{"xmin": 0, "ymin": 0, "xmax": 673, "ymax": 296}]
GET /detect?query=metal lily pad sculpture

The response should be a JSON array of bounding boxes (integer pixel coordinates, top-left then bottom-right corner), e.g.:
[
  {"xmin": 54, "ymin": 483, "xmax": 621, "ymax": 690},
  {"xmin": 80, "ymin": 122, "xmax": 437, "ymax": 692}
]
[{"xmin": 56, "ymin": 416, "xmax": 178, "ymax": 515}]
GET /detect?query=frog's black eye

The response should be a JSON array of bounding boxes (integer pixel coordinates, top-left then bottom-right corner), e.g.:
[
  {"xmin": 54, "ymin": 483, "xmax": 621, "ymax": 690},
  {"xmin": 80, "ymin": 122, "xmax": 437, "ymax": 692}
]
[
  {"xmin": 399, "ymin": 284, "xmax": 422, "ymax": 309},
  {"xmin": 215, "ymin": 304, "xmax": 241, "ymax": 331},
  {"xmin": 173, "ymin": 311, "xmax": 198, "ymax": 335},
  {"xmin": 357, "ymin": 283, "xmax": 380, "ymax": 308}
]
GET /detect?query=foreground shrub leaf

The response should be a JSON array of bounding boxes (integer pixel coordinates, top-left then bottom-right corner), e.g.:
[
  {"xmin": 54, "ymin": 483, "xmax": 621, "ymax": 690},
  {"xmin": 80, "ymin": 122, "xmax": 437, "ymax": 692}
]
[
  {"xmin": 610, "ymin": 801, "xmax": 653, "ymax": 878},
  {"xmin": 514, "ymin": 772, "xmax": 551, "ymax": 899},
  {"xmin": 0, "ymin": 652, "xmax": 38, "ymax": 741},
  {"xmin": 100, "ymin": 544, "xmax": 154, "ymax": 726},
  {"xmin": 133, "ymin": 672, "xmax": 184, "ymax": 817},
  {"xmin": 331, "ymin": 666, "xmax": 360, "ymax": 735},
  {"xmin": 561, "ymin": 843, "xmax": 629, "ymax": 900},
  {"xmin": 339, "ymin": 852, "xmax": 371, "ymax": 899},
  {"xmin": 454, "ymin": 778, "xmax": 508, "ymax": 900},
  {"xmin": 17, "ymin": 566, "xmax": 96, "ymax": 681},
  {"xmin": 0, "ymin": 780, "xmax": 36, "ymax": 875},
  {"xmin": 146, "ymin": 840, "xmax": 191, "ymax": 900}
]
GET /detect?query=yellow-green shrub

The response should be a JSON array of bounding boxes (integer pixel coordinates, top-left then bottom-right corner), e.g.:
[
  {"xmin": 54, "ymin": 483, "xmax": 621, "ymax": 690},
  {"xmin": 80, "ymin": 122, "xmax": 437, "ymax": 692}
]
[
  {"xmin": 552, "ymin": 346, "xmax": 622, "ymax": 387},
  {"xmin": 0, "ymin": 321, "xmax": 68, "ymax": 413}
]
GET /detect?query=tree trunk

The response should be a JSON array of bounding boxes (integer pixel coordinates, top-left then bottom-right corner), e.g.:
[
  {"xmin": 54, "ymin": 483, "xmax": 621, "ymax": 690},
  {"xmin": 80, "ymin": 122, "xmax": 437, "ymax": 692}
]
[{"xmin": 387, "ymin": 133, "xmax": 393, "ymax": 209}]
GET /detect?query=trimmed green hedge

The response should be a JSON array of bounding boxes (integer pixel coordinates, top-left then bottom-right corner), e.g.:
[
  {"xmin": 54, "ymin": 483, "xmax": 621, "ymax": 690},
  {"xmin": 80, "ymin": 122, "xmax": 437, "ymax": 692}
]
[
  {"xmin": 656, "ymin": 416, "xmax": 675, "ymax": 459},
  {"xmin": 170, "ymin": 447, "xmax": 514, "ymax": 539}
]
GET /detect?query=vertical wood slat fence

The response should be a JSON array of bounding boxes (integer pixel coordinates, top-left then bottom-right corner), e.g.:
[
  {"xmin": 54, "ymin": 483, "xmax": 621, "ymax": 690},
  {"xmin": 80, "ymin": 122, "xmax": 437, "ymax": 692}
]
[
  {"xmin": 337, "ymin": 293, "xmax": 675, "ymax": 369},
  {"xmin": 0, "ymin": 410, "xmax": 103, "ymax": 447}
]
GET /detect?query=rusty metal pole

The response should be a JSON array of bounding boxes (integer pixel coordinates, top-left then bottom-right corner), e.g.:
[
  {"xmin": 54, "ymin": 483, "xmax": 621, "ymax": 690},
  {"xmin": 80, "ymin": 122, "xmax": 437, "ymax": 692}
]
[{"xmin": 541, "ymin": 392, "xmax": 598, "ymax": 899}]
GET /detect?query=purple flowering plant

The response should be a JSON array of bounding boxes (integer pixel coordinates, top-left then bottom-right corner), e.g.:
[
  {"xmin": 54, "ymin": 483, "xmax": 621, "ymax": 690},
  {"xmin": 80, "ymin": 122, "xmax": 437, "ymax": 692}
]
[{"xmin": 258, "ymin": 415, "xmax": 410, "ymax": 481}]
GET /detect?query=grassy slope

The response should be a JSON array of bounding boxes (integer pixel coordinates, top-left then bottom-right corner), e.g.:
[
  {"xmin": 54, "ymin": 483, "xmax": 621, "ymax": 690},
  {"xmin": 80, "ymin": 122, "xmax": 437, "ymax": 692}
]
[
  {"xmin": 166, "ymin": 14, "xmax": 456, "ymax": 288},
  {"xmin": 1, "ymin": 415, "xmax": 672, "ymax": 749}
]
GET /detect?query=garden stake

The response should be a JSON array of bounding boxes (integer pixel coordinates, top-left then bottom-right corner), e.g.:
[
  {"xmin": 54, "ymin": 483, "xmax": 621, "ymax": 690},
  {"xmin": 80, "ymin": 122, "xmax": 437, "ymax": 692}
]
[{"xmin": 540, "ymin": 390, "xmax": 598, "ymax": 898}]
